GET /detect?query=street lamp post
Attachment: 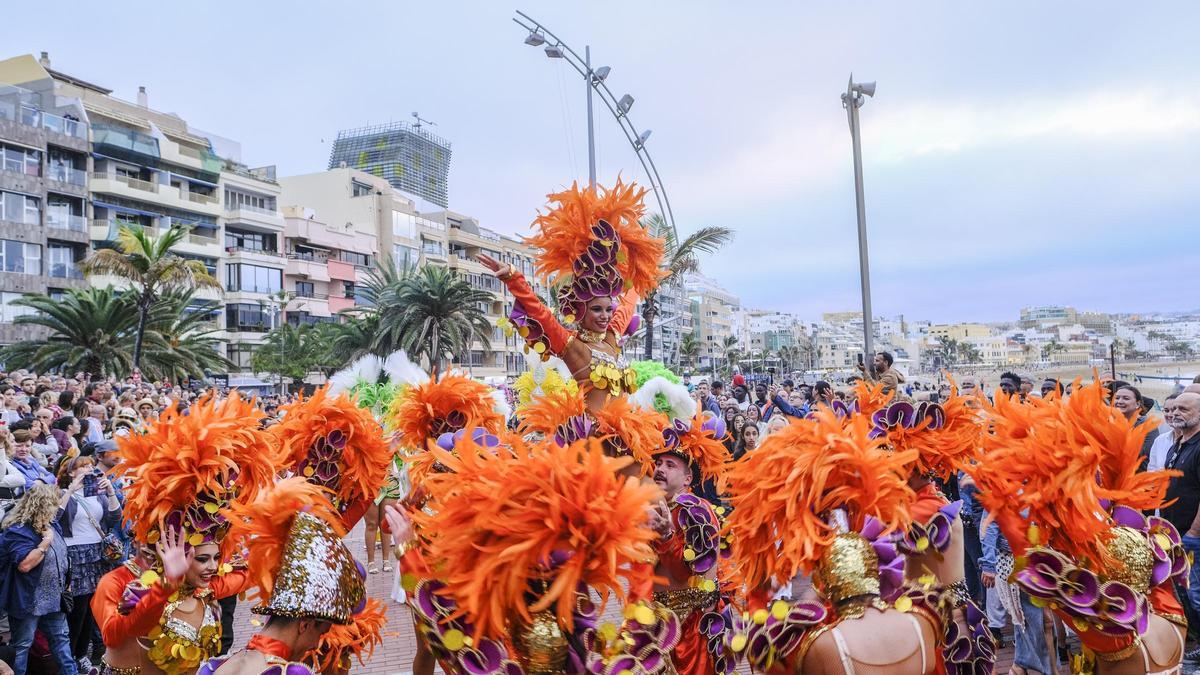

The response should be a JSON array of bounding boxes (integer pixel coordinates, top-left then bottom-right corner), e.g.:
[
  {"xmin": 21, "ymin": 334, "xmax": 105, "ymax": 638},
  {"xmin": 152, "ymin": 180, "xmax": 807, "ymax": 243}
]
[
  {"xmin": 842, "ymin": 76, "xmax": 877, "ymax": 365},
  {"xmin": 514, "ymin": 10, "xmax": 676, "ymax": 239}
]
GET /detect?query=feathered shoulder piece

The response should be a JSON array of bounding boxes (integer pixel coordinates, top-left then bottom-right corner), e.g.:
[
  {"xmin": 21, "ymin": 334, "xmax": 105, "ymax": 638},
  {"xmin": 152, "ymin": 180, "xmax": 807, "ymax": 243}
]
[
  {"xmin": 849, "ymin": 380, "xmax": 893, "ymax": 417},
  {"xmin": 117, "ymin": 392, "xmax": 276, "ymax": 553},
  {"xmin": 518, "ymin": 390, "xmax": 665, "ymax": 473},
  {"xmin": 512, "ymin": 356, "xmax": 578, "ymax": 411},
  {"xmin": 222, "ymin": 477, "xmax": 345, "ymax": 606},
  {"xmin": 972, "ymin": 380, "xmax": 1173, "ymax": 571},
  {"xmin": 306, "ymin": 597, "xmax": 387, "ymax": 674},
  {"xmin": 387, "ymin": 373, "xmax": 504, "ymax": 453},
  {"xmin": 866, "ymin": 388, "xmax": 983, "ymax": 480},
  {"xmin": 270, "ymin": 386, "xmax": 392, "ymax": 516},
  {"xmin": 661, "ymin": 412, "xmax": 731, "ymax": 491},
  {"xmin": 630, "ymin": 360, "xmax": 681, "ymax": 388},
  {"xmin": 411, "ymin": 433, "xmax": 661, "ymax": 639},
  {"xmin": 630, "ymin": 375, "xmax": 697, "ymax": 422},
  {"xmin": 525, "ymin": 180, "xmax": 665, "ymax": 315},
  {"xmin": 726, "ymin": 410, "xmax": 916, "ymax": 590}
]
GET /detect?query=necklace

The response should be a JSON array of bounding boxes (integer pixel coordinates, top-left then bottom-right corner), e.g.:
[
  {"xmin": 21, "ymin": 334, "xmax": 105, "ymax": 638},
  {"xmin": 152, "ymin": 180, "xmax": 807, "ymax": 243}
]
[{"xmin": 578, "ymin": 328, "xmax": 606, "ymax": 344}]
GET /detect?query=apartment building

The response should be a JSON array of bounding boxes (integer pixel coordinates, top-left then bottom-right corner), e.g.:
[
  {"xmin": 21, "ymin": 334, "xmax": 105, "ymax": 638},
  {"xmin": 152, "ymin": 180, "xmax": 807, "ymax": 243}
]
[
  {"xmin": 0, "ymin": 53, "xmax": 285, "ymax": 386},
  {"xmin": 685, "ymin": 273, "xmax": 740, "ymax": 373},
  {"xmin": 0, "ymin": 76, "xmax": 91, "ymax": 343}
]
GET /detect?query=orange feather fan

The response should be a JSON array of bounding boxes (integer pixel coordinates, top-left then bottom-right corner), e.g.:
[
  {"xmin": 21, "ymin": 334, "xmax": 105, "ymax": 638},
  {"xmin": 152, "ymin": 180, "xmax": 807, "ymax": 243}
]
[
  {"xmin": 849, "ymin": 380, "xmax": 893, "ymax": 417},
  {"xmin": 270, "ymin": 385, "xmax": 393, "ymax": 509},
  {"xmin": 518, "ymin": 391, "xmax": 666, "ymax": 474},
  {"xmin": 972, "ymin": 380, "xmax": 1174, "ymax": 571},
  {"xmin": 411, "ymin": 433, "xmax": 661, "ymax": 639},
  {"xmin": 221, "ymin": 477, "xmax": 345, "ymax": 606},
  {"xmin": 387, "ymin": 373, "xmax": 503, "ymax": 453},
  {"xmin": 665, "ymin": 413, "xmax": 732, "ymax": 491},
  {"xmin": 887, "ymin": 391, "xmax": 984, "ymax": 480},
  {"xmin": 726, "ymin": 409, "xmax": 917, "ymax": 590},
  {"xmin": 526, "ymin": 179, "xmax": 665, "ymax": 298},
  {"xmin": 306, "ymin": 597, "xmax": 387, "ymax": 674},
  {"xmin": 116, "ymin": 392, "xmax": 277, "ymax": 554}
]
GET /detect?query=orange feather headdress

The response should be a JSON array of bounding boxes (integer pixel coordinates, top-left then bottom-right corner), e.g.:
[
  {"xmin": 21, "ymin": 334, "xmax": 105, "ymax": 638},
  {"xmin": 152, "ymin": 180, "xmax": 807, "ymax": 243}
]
[
  {"xmin": 525, "ymin": 180, "xmax": 665, "ymax": 317},
  {"xmin": 517, "ymin": 390, "xmax": 666, "ymax": 473},
  {"xmin": 659, "ymin": 412, "xmax": 731, "ymax": 491},
  {"xmin": 411, "ymin": 433, "xmax": 661, "ymax": 639},
  {"xmin": 972, "ymin": 380, "xmax": 1173, "ymax": 571},
  {"xmin": 387, "ymin": 373, "xmax": 504, "ymax": 453},
  {"xmin": 270, "ymin": 385, "xmax": 393, "ymax": 515},
  {"xmin": 116, "ymin": 392, "xmax": 276, "ymax": 554},
  {"xmin": 726, "ymin": 409, "xmax": 917, "ymax": 590}
]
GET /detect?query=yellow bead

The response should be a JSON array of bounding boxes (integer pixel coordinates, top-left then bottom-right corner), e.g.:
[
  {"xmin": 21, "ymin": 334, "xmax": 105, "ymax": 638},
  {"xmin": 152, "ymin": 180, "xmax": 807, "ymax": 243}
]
[
  {"xmin": 730, "ymin": 634, "xmax": 748, "ymax": 652},
  {"xmin": 203, "ymin": 502, "xmax": 219, "ymax": 514},
  {"xmin": 894, "ymin": 595, "xmax": 913, "ymax": 613},
  {"xmin": 1027, "ymin": 524, "xmax": 1041, "ymax": 546},
  {"xmin": 595, "ymin": 377, "xmax": 608, "ymax": 389},
  {"xmin": 533, "ymin": 342, "xmax": 546, "ymax": 354},
  {"xmin": 147, "ymin": 530, "xmax": 161, "ymax": 544},
  {"xmin": 915, "ymin": 536, "xmax": 929, "ymax": 552},
  {"xmin": 188, "ymin": 533, "xmax": 204, "ymax": 546},
  {"xmin": 634, "ymin": 605, "xmax": 656, "ymax": 625},
  {"xmin": 565, "ymin": 314, "xmax": 576, "ymax": 324},
  {"xmin": 715, "ymin": 507, "xmax": 726, "ymax": 515},
  {"xmin": 140, "ymin": 570, "xmax": 160, "ymax": 586},
  {"xmin": 518, "ymin": 326, "xmax": 530, "ymax": 337},
  {"xmin": 1154, "ymin": 533, "xmax": 1172, "ymax": 551},
  {"xmin": 442, "ymin": 629, "xmax": 465, "ymax": 651},
  {"xmin": 771, "ymin": 600, "xmax": 789, "ymax": 620},
  {"xmin": 303, "ymin": 466, "xmax": 315, "ymax": 477},
  {"xmin": 701, "ymin": 579, "xmax": 716, "ymax": 592},
  {"xmin": 752, "ymin": 609, "xmax": 768, "ymax": 625},
  {"xmin": 683, "ymin": 548, "xmax": 696, "ymax": 562},
  {"xmin": 600, "ymin": 622, "xmax": 618, "ymax": 641}
]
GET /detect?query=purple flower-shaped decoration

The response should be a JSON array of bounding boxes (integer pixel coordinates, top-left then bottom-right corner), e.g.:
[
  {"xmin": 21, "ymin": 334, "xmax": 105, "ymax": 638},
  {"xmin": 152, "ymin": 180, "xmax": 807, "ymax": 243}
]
[
  {"xmin": 675, "ymin": 493, "xmax": 720, "ymax": 575},
  {"xmin": 410, "ymin": 580, "xmax": 523, "ymax": 675},
  {"xmin": 579, "ymin": 601, "xmax": 680, "ymax": 675},
  {"xmin": 1017, "ymin": 547, "xmax": 1148, "ymax": 637},
  {"xmin": 868, "ymin": 401, "xmax": 946, "ymax": 439},
  {"xmin": 741, "ymin": 600, "xmax": 828, "ymax": 671},
  {"xmin": 898, "ymin": 501, "xmax": 962, "ymax": 557},
  {"xmin": 555, "ymin": 415, "xmax": 595, "ymax": 446},
  {"xmin": 661, "ymin": 418, "xmax": 691, "ymax": 452},
  {"xmin": 942, "ymin": 598, "xmax": 996, "ymax": 675},
  {"xmin": 861, "ymin": 516, "xmax": 906, "ymax": 602},
  {"xmin": 1111, "ymin": 505, "xmax": 1190, "ymax": 587}
]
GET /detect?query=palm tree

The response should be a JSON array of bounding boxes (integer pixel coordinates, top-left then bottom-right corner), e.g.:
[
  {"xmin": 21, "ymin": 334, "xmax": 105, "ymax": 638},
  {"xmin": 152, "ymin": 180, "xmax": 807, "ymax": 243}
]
[
  {"xmin": 721, "ymin": 335, "xmax": 739, "ymax": 377},
  {"xmin": 139, "ymin": 291, "xmax": 232, "ymax": 382},
  {"xmin": 0, "ymin": 288, "xmax": 138, "ymax": 378},
  {"xmin": 81, "ymin": 224, "xmax": 222, "ymax": 370},
  {"xmin": 640, "ymin": 215, "xmax": 733, "ymax": 360},
  {"xmin": 374, "ymin": 265, "xmax": 494, "ymax": 375},
  {"xmin": 679, "ymin": 333, "xmax": 701, "ymax": 372},
  {"xmin": 251, "ymin": 323, "xmax": 313, "ymax": 394}
]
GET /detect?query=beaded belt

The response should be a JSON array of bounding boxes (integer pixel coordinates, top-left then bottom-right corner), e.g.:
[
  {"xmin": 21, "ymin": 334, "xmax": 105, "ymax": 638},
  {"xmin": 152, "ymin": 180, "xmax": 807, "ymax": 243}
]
[
  {"xmin": 653, "ymin": 587, "xmax": 718, "ymax": 621},
  {"xmin": 90, "ymin": 663, "xmax": 142, "ymax": 675}
]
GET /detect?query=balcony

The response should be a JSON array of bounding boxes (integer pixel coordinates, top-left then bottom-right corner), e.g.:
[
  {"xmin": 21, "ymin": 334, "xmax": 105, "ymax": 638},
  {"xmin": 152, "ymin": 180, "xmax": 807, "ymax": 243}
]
[
  {"xmin": 188, "ymin": 231, "xmax": 219, "ymax": 246},
  {"xmin": 39, "ymin": 111, "xmax": 87, "ymax": 140},
  {"xmin": 91, "ymin": 170, "xmax": 158, "ymax": 195},
  {"xmin": 285, "ymin": 256, "xmax": 330, "ymax": 282},
  {"xmin": 46, "ymin": 212, "xmax": 87, "ymax": 233},
  {"xmin": 328, "ymin": 295, "xmax": 356, "ymax": 313},
  {"xmin": 327, "ymin": 259, "xmax": 356, "ymax": 282},
  {"xmin": 46, "ymin": 166, "xmax": 86, "ymax": 188},
  {"xmin": 224, "ymin": 202, "xmax": 283, "ymax": 227},
  {"xmin": 90, "ymin": 219, "xmax": 160, "ymax": 241},
  {"xmin": 49, "ymin": 263, "xmax": 85, "ymax": 280},
  {"xmin": 284, "ymin": 217, "xmax": 376, "ymax": 253},
  {"xmin": 186, "ymin": 190, "xmax": 218, "ymax": 206}
]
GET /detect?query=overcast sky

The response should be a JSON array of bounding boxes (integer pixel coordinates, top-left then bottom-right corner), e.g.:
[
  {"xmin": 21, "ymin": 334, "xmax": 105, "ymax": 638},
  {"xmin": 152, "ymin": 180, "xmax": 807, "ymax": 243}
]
[{"xmin": 8, "ymin": 1, "xmax": 1199, "ymax": 323}]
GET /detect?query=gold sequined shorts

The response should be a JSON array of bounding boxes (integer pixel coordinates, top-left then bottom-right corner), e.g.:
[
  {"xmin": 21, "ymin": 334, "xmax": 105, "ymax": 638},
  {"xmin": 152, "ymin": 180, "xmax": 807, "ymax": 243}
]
[{"xmin": 653, "ymin": 587, "xmax": 718, "ymax": 621}]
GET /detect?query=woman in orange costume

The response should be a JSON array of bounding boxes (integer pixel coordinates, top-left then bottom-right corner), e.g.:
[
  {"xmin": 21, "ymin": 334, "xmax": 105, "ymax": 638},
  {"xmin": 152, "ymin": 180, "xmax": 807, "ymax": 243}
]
[
  {"xmin": 971, "ymin": 380, "xmax": 1189, "ymax": 674},
  {"xmin": 724, "ymin": 409, "xmax": 942, "ymax": 675},
  {"xmin": 91, "ymin": 393, "xmax": 277, "ymax": 675},
  {"xmin": 477, "ymin": 180, "xmax": 664, "ymax": 416}
]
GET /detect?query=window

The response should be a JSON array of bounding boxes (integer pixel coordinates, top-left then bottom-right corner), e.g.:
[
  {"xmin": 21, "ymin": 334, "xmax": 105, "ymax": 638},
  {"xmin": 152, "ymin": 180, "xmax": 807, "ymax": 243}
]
[
  {"xmin": 294, "ymin": 281, "xmax": 314, "ymax": 298},
  {"xmin": 225, "ymin": 304, "xmax": 273, "ymax": 333},
  {"xmin": 225, "ymin": 264, "xmax": 282, "ymax": 293},
  {"xmin": 422, "ymin": 239, "xmax": 444, "ymax": 256},
  {"xmin": 47, "ymin": 288, "xmax": 66, "ymax": 302},
  {"xmin": 351, "ymin": 181, "xmax": 373, "ymax": 197},
  {"xmin": 343, "ymin": 281, "xmax": 356, "ymax": 298},
  {"xmin": 0, "ymin": 240, "xmax": 41, "ymax": 274},
  {"xmin": 223, "ymin": 189, "xmax": 277, "ymax": 213},
  {"xmin": 48, "ymin": 244, "xmax": 82, "ymax": 279},
  {"xmin": 227, "ymin": 343, "xmax": 257, "ymax": 370},
  {"xmin": 338, "ymin": 250, "xmax": 369, "ymax": 267},
  {"xmin": 392, "ymin": 210, "xmax": 417, "ymax": 239},
  {"xmin": 0, "ymin": 292, "xmax": 36, "ymax": 323},
  {"xmin": 0, "ymin": 191, "xmax": 39, "ymax": 225},
  {"xmin": 1, "ymin": 144, "xmax": 40, "ymax": 177},
  {"xmin": 393, "ymin": 244, "xmax": 418, "ymax": 271},
  {"xmin": 225, "ymin": 228, "xmax": 277, "ymax": 252},
  {"xmin": 47, "ymin": 149, "xmax": 84, "ymax": 185}
]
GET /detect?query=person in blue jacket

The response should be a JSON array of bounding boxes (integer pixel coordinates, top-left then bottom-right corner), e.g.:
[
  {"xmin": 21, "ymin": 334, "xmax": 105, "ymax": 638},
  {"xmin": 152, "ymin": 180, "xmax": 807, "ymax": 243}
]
[{"xmin": 0, "ymin": 483, "xmax": 78, "ymax": 675}]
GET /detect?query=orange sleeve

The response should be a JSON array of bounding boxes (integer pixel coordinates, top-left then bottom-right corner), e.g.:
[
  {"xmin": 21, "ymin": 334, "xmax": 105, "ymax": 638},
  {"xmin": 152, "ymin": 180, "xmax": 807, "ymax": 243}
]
[
  {"xmin": 211, "ymin": 569, "xmax": 252, "ymax": 600},
  {"xmin": 910, "ymin": 484, "xmax": 950, "ymax": 523},
  {"xmin": 339, "ymin": 498, "xmax": 372, "ymax": 532},
  {"xmin": 610, "ymin": 291, "xmax": 640, "ymax": 337},
  {"xmin": 503, "ymin": 273, "xmax": 571, "ymax": 355},
  {"xmin": 1054, "ymin": 607, "xmax": 1136, "ymax": 655},
  {"xmin": 91, "ymin": 568, "xmax": 173, "ymax": 648}
]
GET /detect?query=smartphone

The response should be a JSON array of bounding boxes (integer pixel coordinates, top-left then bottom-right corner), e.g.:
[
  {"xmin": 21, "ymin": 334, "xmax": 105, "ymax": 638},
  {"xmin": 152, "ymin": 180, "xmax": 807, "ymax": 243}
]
[{"xmin": 857, "ymin": 354, "xmax": 864, "ymax": 365}]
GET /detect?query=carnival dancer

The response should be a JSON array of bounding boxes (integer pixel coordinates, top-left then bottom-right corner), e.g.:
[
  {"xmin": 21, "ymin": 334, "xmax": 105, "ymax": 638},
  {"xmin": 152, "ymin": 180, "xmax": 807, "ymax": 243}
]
[
  {"xmin": 479, "ymin": 180, "xmax": 664, "ymax": 416},
  {"xmin": 402, "ymin": 430, "xmax": 680, "ymax": 675},
  {"xmin": 198, "ymin": 478, "xmax": 384, "ymax": 675},
  {"xmin": 850, "ymin": 380, "xmax": 994, "ymax": 674},
  {"xmin": 972, "ymin": 380, "xmax": 1189, "ymax": 674},
  {"xmin": 92, "ymin": 393, "xmax": 277, "ymax": 675},
  {"xmin": 725, "ymin": 409, "xmax": 942, "ymax": 674},
  {"xmin": 644, "ymin": 410, "xmax": 733, "ymax": 675}
]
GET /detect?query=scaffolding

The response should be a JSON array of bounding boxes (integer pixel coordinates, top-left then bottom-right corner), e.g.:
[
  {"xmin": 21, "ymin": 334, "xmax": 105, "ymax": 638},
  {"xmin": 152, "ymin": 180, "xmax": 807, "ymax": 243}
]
[{"xmin": 327, "ymin": 121, "xmax": 452, "ymax": 207}]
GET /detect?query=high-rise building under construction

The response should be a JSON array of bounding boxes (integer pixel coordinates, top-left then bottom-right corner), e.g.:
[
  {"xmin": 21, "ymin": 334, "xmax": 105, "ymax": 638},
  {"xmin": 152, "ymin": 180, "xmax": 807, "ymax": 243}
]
[{"xmin": 327, "ymin": 121, "xmax": 452, "ymax": 208}]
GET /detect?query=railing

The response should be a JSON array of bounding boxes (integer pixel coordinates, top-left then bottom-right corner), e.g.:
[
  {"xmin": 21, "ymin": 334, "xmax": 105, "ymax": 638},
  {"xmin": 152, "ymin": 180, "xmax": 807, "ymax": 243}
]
[
  {"xmin": 177, "ymin": 145, "xmax": 202, "ymax": 159},
  {"xmin": 227, "ymin": 246, "xmax": 283, "ymax": 257},
  {"xmin": 46, "ymin": 166, "xmax": 86, "ymax": 187},
  {"xmin": 49, "ymin": 264, "xmax": 85, "ymax": 280},
  {"xmin": 90, "ymin": 219, "xmax": 159, "ymax": 237},
  {"xmin": 225, "ymin": 203, "xmax": 278, "ymax": 217},
  {"xmin": 291, "ymin": 290, "xmax": 330, "ymax": 300},
  {"xmin": 92, "ymin": 171, "xmax": 158, "ymax": 193},
  {"xmin": 187, "ymin": 232, "xmax": 219, "ymax": 245},
  {"xmin": 46, "ymin": 213, "xmax": 87, "ymax": 232},
  {"xmin": 226, "ymin": 285, "xmax": 283, "ymax": 294},
  {"xmin": 185, "ymin": 191, "xmax": 218, "ymax": 205},
  {"xmin": 41, "ymin": 111, "xmax": 87, "ymax": 139},
  {"xmin": 287, "ymin": 251, "xmax": 330, "ymax": 263}
]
